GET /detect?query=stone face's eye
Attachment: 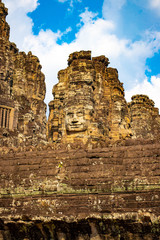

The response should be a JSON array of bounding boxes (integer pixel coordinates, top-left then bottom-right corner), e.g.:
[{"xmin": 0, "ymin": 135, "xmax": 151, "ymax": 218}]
[
  {"xmin": 67, "ymin": 112, "xmax": 73, "ymax": 117},
  {"xmin": 77, "ymin": 111, "xmax": 83, "ymax": 117}
]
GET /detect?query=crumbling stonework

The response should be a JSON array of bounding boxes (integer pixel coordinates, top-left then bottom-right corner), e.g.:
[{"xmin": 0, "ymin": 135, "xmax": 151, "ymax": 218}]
[
  {"xmin": 1, "ymin": 0, "xmax": 160, "ymax": 239},
  {"xmin": 0, "ymin": 0, "xmax": 47, "ymax": 147},
  {"xmin": 128, "ymin": 94, "xmax": 160, "ymax": 140},
  {"xmin": 48, "ymin": 51, "xmax": 160, "ymax": 146},
  {"xmin": 0, "ymin": 141, "xmax": 160, "ymax": 239},
  {"xmin": 47, "ymin": 51, "xmax": 132, "ymax": 146}
]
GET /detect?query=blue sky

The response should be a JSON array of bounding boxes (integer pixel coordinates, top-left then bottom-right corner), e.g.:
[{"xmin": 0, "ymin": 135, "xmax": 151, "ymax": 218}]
[
  {"xmin": 28, "ymin": 0, "xmax": 104, "ymax": 42},
  {"xmin": 3, "ymin": 0, "xmax": 160, "ymax": 111}
]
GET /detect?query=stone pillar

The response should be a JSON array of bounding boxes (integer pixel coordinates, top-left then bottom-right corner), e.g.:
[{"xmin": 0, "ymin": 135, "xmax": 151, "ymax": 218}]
[
  {"xmin": 2, "ymin": 108, "xmax": 6, "ymax": 128},
  {"xmin": 6, "ymin": 108, "xmax": 10, "ymax": 128},
  {"xmin": 0, "ymin": 107, "xmax": 2, "ymax": 127},
  {"xmin": 9, "ymin": 108, "xmax": 14, "ymax": 130}
]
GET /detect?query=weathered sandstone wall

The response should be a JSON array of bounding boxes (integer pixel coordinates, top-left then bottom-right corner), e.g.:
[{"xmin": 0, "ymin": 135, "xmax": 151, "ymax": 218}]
[
  {"xmin": 0, "ymin": 141, "xmax": 160, "ymax": 239},
  {"xmin": 47, "ymin": 51, "xmax": 160, "ymax": 147},
  {"xmin": 128, "ymin": 94, "xmax": 160, "ymax": 140},
  {"xmin": 1, "ymin": 1, "xmax": 160, "ymax": 239},
  {"xmin": 0, "ymin": 0, "xmax": 47, "ymax": 147},
  {"xmin": 47, "ymin": 51, "xmax": 132, "ymax": 146}
]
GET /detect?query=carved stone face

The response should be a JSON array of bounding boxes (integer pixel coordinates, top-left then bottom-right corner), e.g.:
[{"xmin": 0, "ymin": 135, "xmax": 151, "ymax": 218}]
[{"xmin": 65, "ymin": 107, "xmax": 88, "ymax": 132}]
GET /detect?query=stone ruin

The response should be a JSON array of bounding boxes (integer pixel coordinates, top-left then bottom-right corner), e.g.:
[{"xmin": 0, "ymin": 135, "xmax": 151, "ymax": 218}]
[
  {"xmin": 0, "ymin": 0, "xmax": 160, "ymax": 239},
  {"xmin": 0, "ymin": 0, "xmax": 160, "ymax": 149},
  {"xmin": 47, "ymin": 51, "xmax": 132, "ymax": 146},
  {"xmin": 0, "ymin": 0, "xmax": 47, "ymax": 147},
  {"xmin": 47, "ymin": 51, "xmax": 160, "ymax": 147},
  {"xmin": 129, "ymin": 94, "xmax": 160, "ymax": 139}
]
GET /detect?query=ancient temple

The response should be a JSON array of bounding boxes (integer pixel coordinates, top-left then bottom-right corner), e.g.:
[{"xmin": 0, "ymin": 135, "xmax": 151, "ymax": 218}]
[
  {"xmin": 1, "ymin": 0, "xmax": 160, "ymax": 148},
  {"xmin": 47, "ymin": 51, "xmax": 160, "ymax": 146},
  {"xmin": 129, "ymin": 94, "xmax": 160, "ymax": 139},
  {"xmin": 1, "ymin": 0, "xmax": 160, "ymax": 239},
  {"xmin": 0, "ymin": 0, "xmax": 47, "ymax": 147},
  {"xmin": 47, "ymin": 51, "xmax": 132, "ymax": 146}
]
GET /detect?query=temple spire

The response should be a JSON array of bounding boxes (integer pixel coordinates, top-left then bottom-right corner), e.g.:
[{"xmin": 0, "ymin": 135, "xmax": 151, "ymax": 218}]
[{"xmin": 0, "ymin": 0, "xmax": 10, "ymax": 40}]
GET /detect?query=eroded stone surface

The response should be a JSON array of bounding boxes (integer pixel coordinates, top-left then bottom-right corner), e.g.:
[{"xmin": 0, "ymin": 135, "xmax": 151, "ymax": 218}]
[
  {"xmin": 0, "ymin": 0, "xmax": 47, "ymax": 147},
  {"xmin": 48, "ymin": 51, "xmax": 160, "ymax": 146},
  {"xmin": 47, "ymin": 51, "xmax": 132, "ymax": 146},
  {"xmin": 128, "ymin": 94, "xmax": 160, "ymax": 140},
  {"xmin": 1, "ymin": 0, "xmax": 160, "ymax": 239},
  {"xmin": 0, "ymin": 219, "xmax": 160, "ymax": 240},
  {"xmin": 0, "ymin": 142, "xmax": 160, "ymax": 239}
]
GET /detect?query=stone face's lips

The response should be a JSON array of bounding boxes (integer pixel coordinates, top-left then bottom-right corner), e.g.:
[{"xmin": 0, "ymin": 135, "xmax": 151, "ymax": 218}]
[
  {"xmin": 69, "ymin": 125, "xmax": 83, "ymax": 127},
  {"xmin": 66, "ymin": 123, "xmax": 88, "ymax": 132}
]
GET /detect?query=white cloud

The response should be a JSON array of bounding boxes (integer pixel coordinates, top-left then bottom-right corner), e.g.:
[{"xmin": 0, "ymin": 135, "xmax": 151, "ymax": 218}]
[
  {"xmin": 56, "ymin": 0, "xmax": 82, "ymax": 11},
  {"xmin": 135, "ymin": 0, "xmax": 160, "ymax": 15},
  {"xmin": 126, "ymin": 76, "xmax": 160, "ymax": 110},
  {"xmin": 103, "ymin": 0, "xmax": 160, "ymax": 17},
  {"xmin": 67, "ymin": 0, "xmax": 82, "ymax": 12},
  {"xmin": 79, "ymin": 8, "xmax": 98, "ymax": 24},
  {"xmin": 149, "ymin": 0, "xmax": 160, "ymax": 14},
  {"xmin": 3, "ymin": 1, "xmax": 160, "ymax": 115},
  {"xmin": 3, "ymin": 0, "xmax": 39, "ymax": 48},
  {"xmin": 102, "ymin": 0, "xmax": 126, "ymax": 22},
  {"xmin": 3, "ymin": 0, "xmax": 38, "ymax": 13},
  {"xmin": 58, "ymin": 0, "xmax": 67, "ymax": 2},
  {"xmin": 103, "ymin": 0, "xmax": 126, "ymax": 11}
]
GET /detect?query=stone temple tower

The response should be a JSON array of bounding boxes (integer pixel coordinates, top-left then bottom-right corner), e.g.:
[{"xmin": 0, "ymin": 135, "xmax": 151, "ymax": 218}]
[
  {"xmin": 0, "ymin": 0, "xmax": 47, "ymax": 147},
  {"xmin": 47, "ymin": 51, "xmax": 132, "ymax": 146},
  {"xmin": 128, "ymin": 94, "xmax": 160, "ymax": 139}
]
